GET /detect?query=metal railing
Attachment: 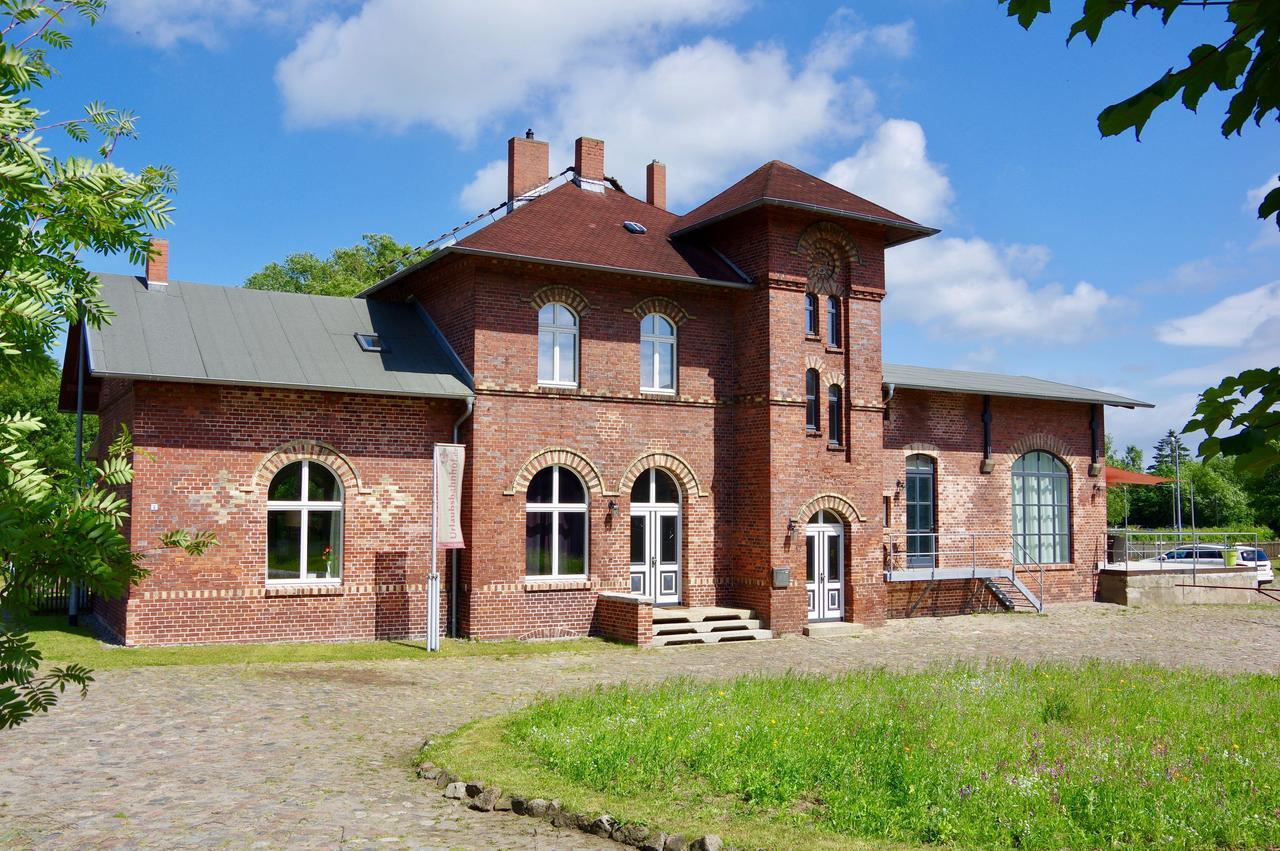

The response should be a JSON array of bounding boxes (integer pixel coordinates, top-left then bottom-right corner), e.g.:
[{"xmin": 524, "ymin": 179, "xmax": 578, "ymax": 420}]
[
  {"xmin": 1104, "ymin": 529, "xmax": 1262, "ymax": 585},
  {"xmin": 884, "ymin": 530, "xmax": 1045, "ymax": 610}
]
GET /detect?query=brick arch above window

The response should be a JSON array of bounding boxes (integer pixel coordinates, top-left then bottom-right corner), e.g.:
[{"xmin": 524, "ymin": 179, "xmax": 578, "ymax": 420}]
[
  {"xmin": 1007, "ymin": 433, "xmax": 1073, "ymax": 464},
  {"xmin": 901, "ymin": 442, "xmax": 941, "ymax": 459},
  {"xmin": 804, "ymin": 354, "xmax": 827, "ymax": 372},
  {"xmin": 505, "ymin": 447, "xmax": 607, "ymax": 497},
  {"xmin": 618, "ymin": 450, "xmax": 708, "ymax": 499},
  {"xmin": 796, "ymin": 221, "xmax": 861, "ymax": 297},
  {"xmin": 253, "ymin": 440, "xmax": 369, "ymax": 495},
  {"xmin": 626, "ymin": 296, "xmax": 691, "ymax": 325},
  {"xmin": 792, "ymin": 492, "xmax": 865, "ymax": 525},
  {"xmin": 823, "ymin": 370, "xmax": 845, "ymax": 389},
  {"xmin": 528, "ymin": 285, "xmax": 591, "ymax": 317}
]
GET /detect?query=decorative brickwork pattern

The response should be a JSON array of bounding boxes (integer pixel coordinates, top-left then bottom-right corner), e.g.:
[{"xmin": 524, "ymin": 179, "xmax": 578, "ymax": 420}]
[
  {"xmin": 253, "ymin": 439, "xmax": 369, "ymax": 495},
  {"xmin": 1007, "ymin": 432, "xmax": 1072, "ymax": 463},
  {"xmin": 617, "ymin": 451, "xmax": 708, "ymax": 498},
  {"xmin": 792, "ymin": 492, "xmax": 865, "ymax": 524},
  {"xmin": 504, "ymin": 447, "xmax": 608, "ymax": 496},
  {"xmin": 796, "ymin": 220, "xmax": 860, "ymax": 296},
  {"xmin": 626, "ymin": 295, "xmax": 690, "ymax": 325},
  {"xmin": 901, "ymin": 441, "xmax": 941, "ymax": 459},
  {"xmin": 527, "ymin": 284, "xmax": 591, "ymax": 316}
]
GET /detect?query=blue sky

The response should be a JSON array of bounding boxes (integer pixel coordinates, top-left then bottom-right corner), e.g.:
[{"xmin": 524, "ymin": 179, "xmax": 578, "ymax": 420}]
[{"xmin": 42, "ymin": 0, "xmax": 1278, "ymax": 457}]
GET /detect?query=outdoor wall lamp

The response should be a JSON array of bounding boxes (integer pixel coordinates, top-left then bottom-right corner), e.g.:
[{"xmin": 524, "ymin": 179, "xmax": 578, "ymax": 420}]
[
  {"xmin": 895, "ymin": 479, "xmax": 904, "ymax": 497},
  {"xmin": 607, "ymin": 499, "xmax": 619, "ymax": 516},
  {"xmin": 786, "ymin": 518, "xmax": 799, "ymax": 535}
]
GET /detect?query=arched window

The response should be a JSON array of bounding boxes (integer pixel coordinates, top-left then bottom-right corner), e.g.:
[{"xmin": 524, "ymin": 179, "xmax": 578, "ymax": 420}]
[
  {"xmin": 805, "ymin": 369, "xmax": 820, "ymax": 432},
  {"xmin": 537, "ymin": 302, "xmax": 578, "ymax": 387},
  {"xmin": 640, "ymin": 313, "xmax": 676, "ymax": 393},
  {"xmin": 631, "ymin": 468, "xmax": 680, "ymax": 505},
  {"xmin": 804, "ymin": 293, "xmax": 818, "ymax": 336},
  {"xmin": 525, "ymin": 465, "xmax": 588, "ymax": 577},
  {"xmin": 1012, "ymin": 452, "xmax": 1071, "ymax": 564},
  {"xmin": 267, "ymin": 460, "xmax": 342, "ymax": 583},
  {"xmin": 905, "ymin": 454, "xmax": 936, "ymax": 568},
  {"xmin": 827, "ymin": 384, "xmax": 843, "ymax": 446},
  {"xmin": 827, "ymin": 296, "xmax": 841, "ymax": 348}
]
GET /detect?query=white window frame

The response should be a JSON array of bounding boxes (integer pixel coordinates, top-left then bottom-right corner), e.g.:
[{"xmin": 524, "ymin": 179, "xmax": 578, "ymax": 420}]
[
  {"xmin": 266, "ymin": 460, "xmax": 343, "ymax": 585},
  {"xmin": 640, "ymin": 313, "xmax": 677, "ymax": 394},
  {"xmin": 537, "ymin": 302, "xmax": 579, "ymax": 388},
  {"xmin": 525, "ymin": 465, "xmax": 590, "ymax": 579},
  {"xmin": 1012, "ymin": 451, "xmax": 1072, "ymax": 565}
]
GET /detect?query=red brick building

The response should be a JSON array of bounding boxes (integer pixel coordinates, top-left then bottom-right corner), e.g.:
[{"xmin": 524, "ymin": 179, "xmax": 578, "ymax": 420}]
[{"xmin": 61, "ymin": 133, "xmax": 1150, "ymax": 646}]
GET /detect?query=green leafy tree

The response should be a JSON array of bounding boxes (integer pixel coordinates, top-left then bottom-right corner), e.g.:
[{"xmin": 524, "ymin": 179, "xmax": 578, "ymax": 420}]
[
  {"xmin": 0, "ymin": 1, "xmax": 214, "ymax": 730},
  {"xmin": 999, "ymin": 1, "xmax": 1280, "ymax": 474},
  {"xmin": 244, "ymin": 233, "xmax": 428, "ymax": 297},
  {"xmin": 0, "ymin": 353, "xmax": 95, "ymax": 474}
]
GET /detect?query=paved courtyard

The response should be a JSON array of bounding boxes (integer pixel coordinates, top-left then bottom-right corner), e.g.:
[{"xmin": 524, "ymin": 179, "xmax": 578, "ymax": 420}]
[{"xmin": 2, "ymin": 602, "xmax": 1279, "ymax": 850}]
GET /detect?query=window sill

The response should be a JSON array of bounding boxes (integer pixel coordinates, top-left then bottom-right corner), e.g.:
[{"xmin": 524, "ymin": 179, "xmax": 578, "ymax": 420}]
[
  {"xmin": 524, "ymin": 578, "xmax": 592, "ymax": 592},
  {"xmin": 536, "ymin": 382, "xmax": 579, "ymax": 392},
  {"xmin": 265, "ymin": 582, "xmax": 344, "ymax": 597},
  {"xmin": 826, "ymin": 444, "xmax": 844, "ymax": 452},
  {"xmin": 640, "ymin": 388, "xmax": 677, "ymax": 397},
  {"xmin": 825, "ymin": 346, "xmax": 844, "ymax": 354},
  {"xmin": 805, "ymin": 430, "xmax": 824, "ymax": 439},
  {"xmin": 804, "ymin": 334, "xmax": 821, "ymax": 342}
]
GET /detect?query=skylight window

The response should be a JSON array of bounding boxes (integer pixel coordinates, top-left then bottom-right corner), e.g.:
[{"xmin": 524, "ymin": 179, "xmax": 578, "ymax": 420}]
[
  {"xmin": 355, "ymin": 333, "xmax": 386, "ymax": 352},
  {"xmin": 623, "ymin": 221, "xmax": 647, "ymax": 234}
]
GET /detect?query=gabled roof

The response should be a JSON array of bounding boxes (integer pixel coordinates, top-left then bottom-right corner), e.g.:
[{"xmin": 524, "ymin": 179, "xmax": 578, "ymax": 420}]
[
  {"xmin": 60, "ymin": 273, "xmax": 472, "ymax": 411},
  {"xmin": 672, "ymin": 160, "xmax": 938, "ymax": 246},
  {"xmin": 362, "ymin": 182, "xmax": 751, "ymax": 298},
  {"xmin": 883, "ymin": 363, "xmax": 1152, "ymax": 409}
]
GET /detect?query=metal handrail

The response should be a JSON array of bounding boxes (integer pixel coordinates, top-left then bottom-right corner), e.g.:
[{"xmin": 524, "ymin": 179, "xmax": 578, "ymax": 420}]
[
  {"xmin": 1103, "ymin": 529, "xmax": 1262, "ymax": 585},
  {"xmin": 885, "ymin": 531, "xmax": 1046, "ymax": 611}
]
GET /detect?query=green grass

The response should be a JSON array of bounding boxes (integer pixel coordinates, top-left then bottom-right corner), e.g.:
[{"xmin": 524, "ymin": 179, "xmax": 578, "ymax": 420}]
[
  {"xmin": 25, "ymin": 614, "xmax": 622, "ymax": 670},
  {"xmin": 425, "ymin": 664, "xmax": 1280, "ymax": 850}
]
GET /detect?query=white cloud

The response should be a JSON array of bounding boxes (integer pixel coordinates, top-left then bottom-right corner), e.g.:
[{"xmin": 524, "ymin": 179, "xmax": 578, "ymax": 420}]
[
  {"xmin": 885, "ymin": 236, "xmax": 1111, "ymax": 342},
  {"xmin": 1246, "ymin": 174, "xmax": 1280, "ymax": 249},
  {"xmin": 823, "ymin": 119, "xmax": 952, "ymax": 223},
  {"xmin": 275, "ymin": 0, "xmax": 744, "ymax": 137},
  {"xmin": 108, "ymin": 0, "xmax": 343, "ymax": 48},
  {"xmin": 1155, "ymin": 281, "xmax": 1280, "ymax": 347}
]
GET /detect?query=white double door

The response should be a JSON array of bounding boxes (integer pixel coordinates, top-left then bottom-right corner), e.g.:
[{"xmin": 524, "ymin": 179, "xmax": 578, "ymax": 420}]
[
  {"xmin": 630, "ymin": 506, "xmax": 681, "ymax": 605},
  {"xmin": 806, "ymin": 517, "xmax": 845, "ymax": 621}
]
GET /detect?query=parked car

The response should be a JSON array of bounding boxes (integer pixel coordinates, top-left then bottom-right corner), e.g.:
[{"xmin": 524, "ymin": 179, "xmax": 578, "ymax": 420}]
[{"xmin": 1145, "ymin": 544, "xmax": 1273, "ymax": 586}]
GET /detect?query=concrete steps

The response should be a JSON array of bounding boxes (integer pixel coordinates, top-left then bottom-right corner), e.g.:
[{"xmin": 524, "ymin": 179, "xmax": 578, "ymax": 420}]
[{"xmin": 651, "ymin": 606, "xmax": 774, "ymax": 647}]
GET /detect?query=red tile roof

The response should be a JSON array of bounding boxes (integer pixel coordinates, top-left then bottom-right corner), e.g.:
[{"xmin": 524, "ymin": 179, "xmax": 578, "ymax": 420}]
[
  {"xmin": 457, "ymin": 182, "xmax": 746, "ymax": 285},
  {"xmin": 672, "ymin": 160, "xmax": 936, "ymax": 245}
]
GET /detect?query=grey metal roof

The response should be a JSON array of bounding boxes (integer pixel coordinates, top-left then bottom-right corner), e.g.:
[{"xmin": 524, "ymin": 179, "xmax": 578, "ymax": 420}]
[
  {"xmin": 883, "ymin": 363, "xmax": 1152, "ymax": 409},
  {"xmin": 86, "ymin": 274, "xmax": 472, "ymax": 399}
]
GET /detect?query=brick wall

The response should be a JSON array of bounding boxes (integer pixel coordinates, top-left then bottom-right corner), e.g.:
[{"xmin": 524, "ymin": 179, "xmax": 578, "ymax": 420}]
[
  {"xmin": 107, "ymin": 381, "xmax": 459, "ymax": 645},
  {"xmin": 594, "ymin": 592, "xmax": 654, "ymax": 645}
]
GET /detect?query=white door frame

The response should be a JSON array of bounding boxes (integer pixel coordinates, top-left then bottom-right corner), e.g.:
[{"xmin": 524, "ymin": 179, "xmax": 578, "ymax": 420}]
[
  {"xmin": 806, "ymin": 514, "xmax": 845, "ymax": 621},
  {"xmin": 630, "ymin": 505, "xmax": 681, "ymax": 605}
]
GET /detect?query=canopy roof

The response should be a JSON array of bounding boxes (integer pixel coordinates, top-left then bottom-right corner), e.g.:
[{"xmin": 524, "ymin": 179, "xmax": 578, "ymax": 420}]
[{"xmin": 1105, "ymin": 465, "xmax": 1172, "ymax": 487}]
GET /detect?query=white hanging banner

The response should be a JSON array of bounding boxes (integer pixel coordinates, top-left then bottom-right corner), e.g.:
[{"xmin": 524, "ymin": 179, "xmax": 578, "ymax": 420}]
[{"xmin": 434, "ymin": 443, "xmax": 466, "ymax": 550}]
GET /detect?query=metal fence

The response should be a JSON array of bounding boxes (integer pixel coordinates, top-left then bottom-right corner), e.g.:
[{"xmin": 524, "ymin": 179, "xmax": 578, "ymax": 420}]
[
  {"xmin": 1105, "ymin": 530, "xmax": 1263, "ymax": 566},
  {"xmin": 28, "ymin": 577, "xmax": 91, "ymax": 615}
]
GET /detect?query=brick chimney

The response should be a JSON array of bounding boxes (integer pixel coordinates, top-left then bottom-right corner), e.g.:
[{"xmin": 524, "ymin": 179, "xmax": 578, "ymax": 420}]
[
  {"xmin": 574, "ymin": 136, "xmax": 605, "ymax": 181},
  {"xmin": 145, "ymin": 238, "xmax": 169, "ymax": 288},
  {"xmin": 646, "ymin": 160, "xmax": 666, "ymax": 210},
  {"xmin": 508, "ymin": 130, "xmax": 549, "ymax": 202}
]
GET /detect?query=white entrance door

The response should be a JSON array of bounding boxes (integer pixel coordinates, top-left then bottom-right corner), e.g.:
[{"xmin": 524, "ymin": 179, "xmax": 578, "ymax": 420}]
[
  {"xmin": 806, "ymin": 510, "xmax": 844, "ymax": 621},
  {"xmin": 629, "ymin": 469, "xmax": 681, "ymax": 605}
]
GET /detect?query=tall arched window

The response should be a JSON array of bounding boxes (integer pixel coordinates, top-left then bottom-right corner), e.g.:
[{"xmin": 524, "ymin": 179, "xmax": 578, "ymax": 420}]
[
  {"xmin": 525, "ymin": 465, "xmax": 588, "ymax": 577},
  {"xmin": 1012, "ymin": 451, "xmax": 1071, "ymax": 564},
  {"xmin": 827, "ymin": 296, "xmax": 841, "ymax": 348},
  {"xmin": 267, "ymin": 460, "xmax": 342, "ymax": 582},
  {"xmin": 827, "ymin": 384, "xmax": 843, "ymax": 446},
  {"xmin": 804, "ymin": 293, "xmax": 818, "ymax": 336},
  {"xmin": 905, "ymin": 454, "xmax": 936, "ymax": 568},
  {"xmin": 805, "ymin": 369, "xmax": 820, "ymax": 432},
  {"xmin": 640, "ymin": 313, "xmax": 676, "ymax": 393},
  {"xmin": 537, "ymin": 303, "xmax": 578, "ymax": 387}
]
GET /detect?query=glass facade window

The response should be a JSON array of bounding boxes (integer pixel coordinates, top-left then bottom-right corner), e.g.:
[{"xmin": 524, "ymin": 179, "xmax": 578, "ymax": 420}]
[
  {"xmin": 805, "ymin": 369, "xmax": 820, "ymax": 432},
  {"xmin": 905, "ymin": 454, "xmax": 936, "ymax": 568},
  {"xmin": 525, "ymin": 465, "xmax": 588, "ymax": 577},
  {"xmin": 537, "ymin": 303, "xmax": 578, "ymax": 386},
  {"xmin": 827, "ymin": 296, "xmax": 840, "ymax": 347},
  {"xmin": 804, "ymin": 293, "xmax": 818, "ymax": 336},
  {"xmin": 266, "ymin": 460, "xmax": 342, "ymax": 582},
  {"xmin": 827, "ymin": 384, "xmax": 843, "ymax": 446},
  {"xmin": 640, "ymin": 313, "xmax": 676, "ymax": 393},
  {"xmin": 1012, "ymin": 451, "xmax": 1071, "ymax": 564}
]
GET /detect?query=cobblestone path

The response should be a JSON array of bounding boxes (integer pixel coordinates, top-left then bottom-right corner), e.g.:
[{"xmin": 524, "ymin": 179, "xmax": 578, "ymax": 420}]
[{"xmin": 2, "ymin": 603, "xmax": 1278, "ymax": 849}]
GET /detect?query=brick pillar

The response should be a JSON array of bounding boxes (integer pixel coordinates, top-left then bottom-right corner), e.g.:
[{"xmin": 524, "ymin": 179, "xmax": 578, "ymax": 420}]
[
  {"xmin": 146, "ymin": 238, "xmax": 169, "ymax": 286},
  {"xmin": 646, "ymin": 160, "xmax": 666, "ymax": 209},
  {"xmin": 508, "ymin": 132, "xmax": 549, "ymax": 201},
  {"xmin": 574, "ymin": 136, "xmax": 605, "ymax": 181}
]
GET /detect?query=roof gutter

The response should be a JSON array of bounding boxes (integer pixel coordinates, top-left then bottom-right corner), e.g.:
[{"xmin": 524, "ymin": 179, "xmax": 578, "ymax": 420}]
[
  {"xmin": 358, "ymin": 244, "xmax": 753, "ymax": 300},
  {"xmin": 880, "ymin": 379, "xmax": 1153, "ymax": 409},
  {"xmin": 670, "ymin": 197, "xmax": 940, "ymax": 246},
  {"xmin": 80, "ymin": 368, "xmax": 475, "ymax": 402}
]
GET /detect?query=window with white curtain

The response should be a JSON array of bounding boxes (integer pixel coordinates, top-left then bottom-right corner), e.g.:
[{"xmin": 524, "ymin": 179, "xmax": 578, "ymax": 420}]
[{"xmin": 1012, "ymin": 452, "xmax": 1071, "ymax": 564}]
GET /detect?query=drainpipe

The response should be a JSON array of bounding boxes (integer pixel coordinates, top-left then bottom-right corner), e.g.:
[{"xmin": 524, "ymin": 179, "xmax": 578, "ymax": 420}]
[
  {"xmin": 70, "ymin": 317, "xmax": 85, "ymax": 627},
  {"xmin": 449, "ymin": 397, "xmax": 474, "ymax": 637}
]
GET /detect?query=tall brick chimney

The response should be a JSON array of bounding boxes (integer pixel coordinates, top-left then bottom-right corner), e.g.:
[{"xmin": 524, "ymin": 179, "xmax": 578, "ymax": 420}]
[
  {"xmin": 508, "ymin": 130, "xmax": 549, "ymax": 202},
  {"xmin": 646, "ymin": 160, "xmax": 666, "ymax": 210},
  {"xmin": 145, "ymin": 238, "xmax": 169, "ymax": 288},
  {"xmin": 574, "ymin": 136, "xmax": 605, "ymax": 181}
]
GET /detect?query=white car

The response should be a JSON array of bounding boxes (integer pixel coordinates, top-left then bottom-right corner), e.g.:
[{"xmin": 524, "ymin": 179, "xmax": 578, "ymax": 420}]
[{"xmin": 1149, "ymin": 544, "xmax": 1274, "ymax": 586}]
